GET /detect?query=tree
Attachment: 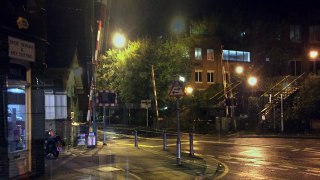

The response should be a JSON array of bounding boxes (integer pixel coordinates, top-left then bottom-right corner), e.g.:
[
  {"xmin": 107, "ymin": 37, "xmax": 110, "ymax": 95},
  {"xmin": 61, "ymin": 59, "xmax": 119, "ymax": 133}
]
[
  {"xmin": 96, "ymin": 38, "xmax": 192, "ymax": 106},
  {"xmin": 295, "ymin": 78, "xmax": 320, "ymax": 120}
]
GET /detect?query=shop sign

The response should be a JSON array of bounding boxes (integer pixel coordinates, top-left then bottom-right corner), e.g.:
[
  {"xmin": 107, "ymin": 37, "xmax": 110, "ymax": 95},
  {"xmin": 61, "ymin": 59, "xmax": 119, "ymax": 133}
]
[{"xmin": 8, "ymin": 36, "xmax": 35, "ymax": 62}]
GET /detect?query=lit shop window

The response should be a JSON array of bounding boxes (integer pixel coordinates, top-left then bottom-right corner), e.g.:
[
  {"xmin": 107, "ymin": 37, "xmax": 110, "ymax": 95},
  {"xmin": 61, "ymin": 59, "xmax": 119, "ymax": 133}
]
[{"xmin": 7, "ymin": 88, "xmax": 26, "ymax": 152}]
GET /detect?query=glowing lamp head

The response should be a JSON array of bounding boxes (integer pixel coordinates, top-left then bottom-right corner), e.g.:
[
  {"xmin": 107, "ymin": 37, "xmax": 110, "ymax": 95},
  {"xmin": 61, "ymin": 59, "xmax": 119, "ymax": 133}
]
[
  {"xmin": 248, "ymin": 76, "xmax": 257, "ymax": 87},
  {"xmin": 235, "ymin": 66, "xmax": 244, "ymax": 74},
  {"xmin": 113, "ymin": 33, "xmax": 126, "ymax": 48},
  {"xmin": 179, "ymin": 76, "xmax": 185, "ymax": 82},
  {"xmin": 309, "ymin": 50, "xmax": 319, "ymax": 59},
  {"xmin": 185, "ymin": 86, "xmax": 193, "ymax": 95}
]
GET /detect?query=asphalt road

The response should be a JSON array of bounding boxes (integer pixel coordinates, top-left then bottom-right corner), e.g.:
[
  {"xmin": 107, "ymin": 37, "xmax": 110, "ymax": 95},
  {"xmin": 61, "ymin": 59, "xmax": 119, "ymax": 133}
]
[
  {"xmin": 39, "ymin": 128, "xmax": 320, "ymax": 179},
  {"xmin": 192, "ymin": 136, "xmax": 320, "ymax": 179},
  {"xmin": 130, "ymin": 131, "xmax": 320, "ymax": 180}
]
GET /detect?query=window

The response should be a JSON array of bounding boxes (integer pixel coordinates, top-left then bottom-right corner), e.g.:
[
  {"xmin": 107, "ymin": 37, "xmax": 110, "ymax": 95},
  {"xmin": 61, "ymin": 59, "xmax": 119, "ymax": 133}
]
[
  {"xmin": 55, "ymin": 93, "xmax": 67, "ymax": 119},
  {"xmin": 45, "ymin": 92, "xmax": 55, "ymax": 120},
  {"xmin": 207, "ymin": 71, "xmax": 214, "ymax": 83},
  {"xmin": 207, "ymin": 49, "xmax": 214, "ymax": 61},
  {"xmin": 223, "ymin": 50, "xmax": 250, "ymax": 62},
  {"xmin": 7, "ymin": 88, "xmax": 27, "ymax": 152},
  {"xmin": 195, "ymin": 48, "xmax": 202, "ymax": 60},
  {"xmin": 195, "ymin": 70, "xmax": 202, "ymax": 83},
  {"xmin": 309, "ymin": 25, "xmax": 320, "ymax": 42},
  {"xmin": 290, "ymin": 25, "xmax": 301, "ymax": 42},
  {"xmin": 45, "ymin": 91, "xmax": 67, "ymax": 120}
]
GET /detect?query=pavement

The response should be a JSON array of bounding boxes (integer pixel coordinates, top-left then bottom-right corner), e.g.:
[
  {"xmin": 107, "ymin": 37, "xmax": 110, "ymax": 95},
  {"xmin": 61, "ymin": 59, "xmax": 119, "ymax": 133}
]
[{"xmin": 36, "ymin": 133, "xmax": 223, "ymax": 180}]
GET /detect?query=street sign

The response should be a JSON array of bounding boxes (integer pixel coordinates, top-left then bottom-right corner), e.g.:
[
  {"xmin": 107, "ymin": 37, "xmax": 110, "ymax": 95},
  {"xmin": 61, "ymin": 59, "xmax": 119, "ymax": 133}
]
[
  {"xmin": 141, "ymin": 100, "xmax": 151, "ymax": 108},
  {"xmin": 169, "ymin": 81, "xmax": 185, "ymax": 97}
]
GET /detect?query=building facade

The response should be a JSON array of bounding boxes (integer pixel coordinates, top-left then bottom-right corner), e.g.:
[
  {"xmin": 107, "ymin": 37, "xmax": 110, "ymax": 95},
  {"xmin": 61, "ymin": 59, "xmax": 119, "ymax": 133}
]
[{"xmin": 0, "ymin": 0, "xmax": 47, "ymax": 179}]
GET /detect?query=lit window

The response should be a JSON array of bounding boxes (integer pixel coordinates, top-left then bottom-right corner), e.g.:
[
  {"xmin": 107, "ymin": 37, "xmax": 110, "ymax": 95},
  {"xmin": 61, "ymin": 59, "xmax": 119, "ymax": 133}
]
[
  {"xmin": 195, "ymin": 48, "xmax": 202, "ymax": 60},
  {"xmin": 290, "ymin": 25, "xmax": 301, "ymax": 42},
  {"xmin": 195, "ymin": 70, "xmax": 202, "ymax": 83},
  {"xmin": 207, "ymin": 71, "xmax": 214, "ymax": 83},
  {"xmin": 45, "ymin": 92, "xmax": 67, "ymax": 120},
  {"xmin": 223, "ymin": 50, "xmax": 250, "ymax": 62},
  {"xmin": 309, "ymin": 25, "xmax": 320, "ymax": 42},
  {"xmin": 7, "ymin": 88, "xmax": 27, "ymax": 152},
  {"xmin": 207, "ymin": 49, "xmax": 214, "ymax": 61},
  {"xmin": 55, "ymin": 93, "xmax": 67, "ymax": 119}
]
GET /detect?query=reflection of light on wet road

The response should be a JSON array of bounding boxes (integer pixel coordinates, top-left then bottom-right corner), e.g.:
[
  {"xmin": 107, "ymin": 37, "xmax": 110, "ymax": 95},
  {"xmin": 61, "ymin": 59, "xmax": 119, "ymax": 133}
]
[{"xmin": 240, "ymin": 147, "xmax": 264, "ymax": 158}]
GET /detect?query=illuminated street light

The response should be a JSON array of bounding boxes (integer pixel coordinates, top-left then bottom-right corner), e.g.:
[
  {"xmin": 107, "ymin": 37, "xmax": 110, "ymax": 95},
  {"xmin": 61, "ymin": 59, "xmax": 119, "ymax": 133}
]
[
  {"xmin": 235, "ymin": 66, "xmax": 244, "ymax": 75},
  {"xmin": 185, "ymin": 86, "xmax": 193, "ymax": 95},
  {"xmin": 247, "ymin": 76, "xmax": 257, "ymax": 87},
  {"xmin": 309, "ymin": 50, "xmax": 318, "ymax": 75},
  {"xmin": 309, "ymin": 50, "xmax": 318, "ymax": 59},
  {"xmin": 179, "ymin": 76, "xmax": 185, "ymax": 82},
  {"xmin": 112, "ymin": 32, "xmax": 126, "ymax": 48}
]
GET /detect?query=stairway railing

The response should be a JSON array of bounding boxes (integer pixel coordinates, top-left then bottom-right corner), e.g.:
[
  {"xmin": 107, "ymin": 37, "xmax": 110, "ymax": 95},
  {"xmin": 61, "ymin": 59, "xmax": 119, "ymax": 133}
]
[{"xmin": 259, "ymin": 73, "xmax": 305, "ymax": 116}]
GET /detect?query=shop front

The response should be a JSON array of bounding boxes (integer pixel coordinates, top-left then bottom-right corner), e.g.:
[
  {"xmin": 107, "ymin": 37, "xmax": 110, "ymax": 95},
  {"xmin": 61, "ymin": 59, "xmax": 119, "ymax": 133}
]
[
  {"xmin": 0, "ymin": 34, "xmax": 46, "ymax": 179},
  {"xmin": 7, "ymin": 63, "xmax": 32, "ymax": 178}
]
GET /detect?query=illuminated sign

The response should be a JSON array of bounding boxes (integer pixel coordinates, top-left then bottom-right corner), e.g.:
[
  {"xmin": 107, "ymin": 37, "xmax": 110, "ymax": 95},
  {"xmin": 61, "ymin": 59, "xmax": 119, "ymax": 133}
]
[{"xmin": 8, "ymin": 36, "xmax": 35, "ymax": 62}]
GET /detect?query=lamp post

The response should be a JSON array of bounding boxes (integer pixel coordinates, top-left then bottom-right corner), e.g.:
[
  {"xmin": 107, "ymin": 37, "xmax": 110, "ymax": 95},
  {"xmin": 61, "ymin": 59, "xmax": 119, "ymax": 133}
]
[
  {"xmin": 309, "ymin": 50, "xmax": 318, "ymax": 75},
  {"xmin": 247, "ymin": 76, "xmax": 258, "ymax": 95},
  {"xmin": 100, "ymin": 32, "xmax": 127, "ymax": 145},
  {"xmin": 247, "ymin": 75, "xmax": 258, "ymax": 129}
]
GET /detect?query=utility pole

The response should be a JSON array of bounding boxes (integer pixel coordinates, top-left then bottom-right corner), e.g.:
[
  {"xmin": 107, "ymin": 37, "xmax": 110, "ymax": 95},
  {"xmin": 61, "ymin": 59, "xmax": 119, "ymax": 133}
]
[{"xmin": 151, "ymin": 65, "xmax": 159, "ymax": 128}]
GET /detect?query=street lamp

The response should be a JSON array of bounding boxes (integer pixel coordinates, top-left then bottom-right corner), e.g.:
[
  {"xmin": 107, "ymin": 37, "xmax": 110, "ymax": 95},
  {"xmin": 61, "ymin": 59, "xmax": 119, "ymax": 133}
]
[
  {"xmin": 247, "ymin": 76, "xmax": 258, "ymax": 87},
  {"xmin": 179, "ymin": 75, "xmax": 186, "ymax": 82},
  {"xmin": 185, "ymin": 86, "xmax": 193, "ymax": 95},
  {"xmin": 235, "ymin": 66, "xmax": 244, "ymax": 75},
  {"xmin": 309, "ymin": 50, "xmax": 318, "ymax": 59},
  {"xmin": 112, "ymin": 32, "xmax": 126, "ymax": 48},
  {"xmin": 309, "ymin": 50, "xmax": 318, "ymax": 75}
]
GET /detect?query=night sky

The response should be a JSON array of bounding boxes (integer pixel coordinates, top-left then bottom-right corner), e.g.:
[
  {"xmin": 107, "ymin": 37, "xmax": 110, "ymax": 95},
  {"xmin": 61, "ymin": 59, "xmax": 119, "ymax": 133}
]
[
  {"xmin": 45, "ymin": 0, "xmax": 320, "ymax": 69},
  {"xmin": 109, "ymin": 0, "xmax": 320, "ymax": 39}
]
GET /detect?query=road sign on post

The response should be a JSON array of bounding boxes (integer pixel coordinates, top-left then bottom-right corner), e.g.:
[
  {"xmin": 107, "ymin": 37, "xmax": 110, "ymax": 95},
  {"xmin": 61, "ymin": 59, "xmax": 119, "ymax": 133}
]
[
  {"xmin": 169, "ymin": 80, "xmax": 186, "ymax": 97},
  {"xmin": 96, "ymin": 90, "xmax": 117, "ymax": 107},
  {"xmin": 168, "ymin": 80, "xmax": 185, "ymax": 165},
  {"xmin": 141, "ymin": 100, "xmax": 151, "ymax": 127},
  {"xmin": 96, "ymin": 90, "xmax": 118, "ymax": 146},
  {"xmin": 140, "ymin": 100, "xmax": 151, "ymax": 108}
]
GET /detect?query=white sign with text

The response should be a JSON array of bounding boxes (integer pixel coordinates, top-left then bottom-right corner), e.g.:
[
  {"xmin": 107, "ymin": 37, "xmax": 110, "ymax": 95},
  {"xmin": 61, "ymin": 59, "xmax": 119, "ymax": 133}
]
[{"xmin": 8, "ymin": 36, "xmax": 35, "ymax": 62}]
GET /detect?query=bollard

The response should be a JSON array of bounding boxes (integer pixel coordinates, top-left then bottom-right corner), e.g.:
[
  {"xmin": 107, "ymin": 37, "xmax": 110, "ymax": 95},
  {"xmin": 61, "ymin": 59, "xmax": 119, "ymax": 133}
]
[
  {"xmin": 189, "ymin": 133, "xmax": 194, "ymax": 157},
  {"xmin": 163, "ymin": 129, "xmax": 167, "ymax": 151},
  {"xmin": 176, "ymin": 140, "xmax": 181, "ymax": 166},
  {"xmin": 134, "ymin": 130, "xmax": 138, "ymax": 148}
]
